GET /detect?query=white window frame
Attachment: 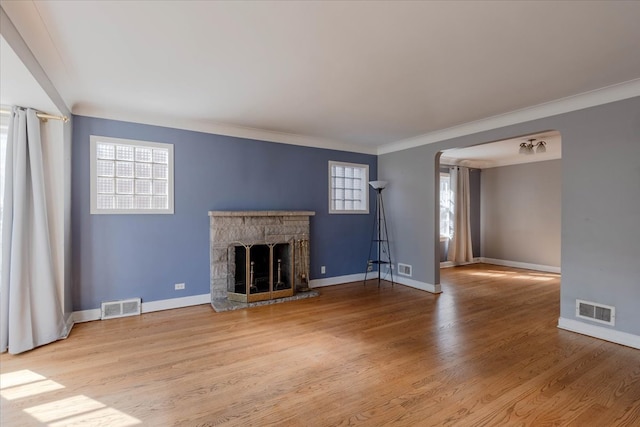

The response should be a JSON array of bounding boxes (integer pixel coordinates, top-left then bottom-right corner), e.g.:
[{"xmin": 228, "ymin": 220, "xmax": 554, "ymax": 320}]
[
  {"xmin": 328, "ymin": 161, "xmax": 369, "ymax": 214},
  {"xmin": 440, "ymin": 172, "xmax": 453, "ymax": 240},
  {"xmin": 90, "ymin": 135, "xmax": 174, "ymax": 214}
]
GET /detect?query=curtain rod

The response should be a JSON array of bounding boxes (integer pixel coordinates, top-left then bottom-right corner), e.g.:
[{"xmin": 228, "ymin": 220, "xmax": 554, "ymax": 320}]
[{"xmin": 0, "ymin": 108, "xmax": 69, "ymax": 123}]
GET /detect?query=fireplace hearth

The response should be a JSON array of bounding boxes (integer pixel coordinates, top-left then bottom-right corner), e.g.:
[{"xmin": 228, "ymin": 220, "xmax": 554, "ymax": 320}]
[{"xmin": 209, "ymin": 211, "xmax": 315, "ymax": 305}]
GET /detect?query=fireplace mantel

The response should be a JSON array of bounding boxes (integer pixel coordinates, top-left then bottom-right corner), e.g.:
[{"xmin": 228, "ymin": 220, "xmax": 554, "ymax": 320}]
[{"xmin": 209, "ymin": 210, "xmax": 315, "ymax": 305}]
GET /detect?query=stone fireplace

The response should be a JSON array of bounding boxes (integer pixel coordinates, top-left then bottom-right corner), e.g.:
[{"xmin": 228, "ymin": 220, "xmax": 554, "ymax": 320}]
[{"xmin": 209, "ymin": 211, "xmax": 315, "ymax": 305}]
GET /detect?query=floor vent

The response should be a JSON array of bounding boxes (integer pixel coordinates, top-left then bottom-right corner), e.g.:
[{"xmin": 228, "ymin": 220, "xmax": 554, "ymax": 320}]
[
  {"xmin": 576, "ymin": 299, "xmax": 615, "ymax": 326},
  {"xmin": 101, "ymin": 298, "xmax": 141, "ymax": 320},
  {"xmin": 398, "ymin": 263, "xmax": 412, "ymax": 277}
]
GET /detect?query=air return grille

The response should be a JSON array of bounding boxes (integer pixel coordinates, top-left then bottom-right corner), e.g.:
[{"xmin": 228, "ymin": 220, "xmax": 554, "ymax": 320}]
[
  {"xmin": 101, "ymin": 298, "xmax": 141, "ymax": 320},
  {"xmin": 398, "ymin": 263, "xmax": 412, "ymax": 277},
  {"xmin": 576, "ymin": 299, "xmax": 615, "ymax": 326}
]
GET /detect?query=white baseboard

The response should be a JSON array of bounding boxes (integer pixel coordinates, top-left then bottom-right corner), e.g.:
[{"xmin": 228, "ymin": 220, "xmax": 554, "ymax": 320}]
[
  {"xmin": 310, "ymin": 273, "xmax": 367, "ymax": 288},
  {"xmin": 558, "ymin": 317, "xmax": 640, "ymax": 349},
  {"xmin": 393, "ymin": 275, "xmax": 442, "ymax": 294},
  {"xmin": 73, "ymin": 293, "xmax": 211, "ymax": 323},
  {"xmin": 73, "ymin": 308, "xmax": 101, "ymax": 323},
  {"xmin": 479, "ymin": 257, "xmax": 561, "ymax": 274},
  {"xmin": 141, "ymin": 293, "xmax": 210, "ymax": 313},
  {"xmin": 309, "ymin": 272, "xmax": 442, "ymax": 294},
  {"xmin": 440, "ymin": 258, "xmax": 481, "ymax": 269}
]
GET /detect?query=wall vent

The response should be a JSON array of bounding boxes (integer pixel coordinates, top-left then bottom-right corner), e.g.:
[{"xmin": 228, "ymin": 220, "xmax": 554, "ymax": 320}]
[
  {"xmin": 398, "ymin": 263, "xmax": 412, "ymax": 277},
  {"xmin": 576, "ymin": 299, "xmax": 615, "ymax": 326},
  {"xmin": 101, "ymin": 298, "xmax": 141, "ymax": 320}
]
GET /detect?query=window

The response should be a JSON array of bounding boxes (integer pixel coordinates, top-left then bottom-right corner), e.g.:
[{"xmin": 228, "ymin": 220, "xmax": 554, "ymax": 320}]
[
  {"xmin": 440, "ymin": 172, "xmax": 453, "ymax": 239},
  {"xmin": 90, "ymin": 135, "xmax": 174, "ymax": 214},
  {"xmin": 329, "ymin": 161, "xmax": 369, "ymax": 214}
]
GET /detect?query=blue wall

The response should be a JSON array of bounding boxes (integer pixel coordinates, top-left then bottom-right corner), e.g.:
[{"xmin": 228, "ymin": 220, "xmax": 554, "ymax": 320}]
[{"xmin": 72, "ymin": 115, "xmax": 377, "ymax": 311}]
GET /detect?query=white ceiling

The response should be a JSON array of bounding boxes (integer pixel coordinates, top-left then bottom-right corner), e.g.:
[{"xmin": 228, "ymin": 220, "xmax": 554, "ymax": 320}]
[{"xmin": 2, "ymin": 1, "xmax": 640, "ymax": 154}]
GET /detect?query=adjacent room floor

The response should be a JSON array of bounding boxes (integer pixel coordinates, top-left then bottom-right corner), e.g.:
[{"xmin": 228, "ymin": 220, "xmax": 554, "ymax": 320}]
[{"xmin": 1, "ymin": 264, "xmax": 638, "ymax": 426}]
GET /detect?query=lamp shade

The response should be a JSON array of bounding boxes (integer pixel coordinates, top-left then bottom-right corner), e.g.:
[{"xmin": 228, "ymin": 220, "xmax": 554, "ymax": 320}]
[{"xmin": 369, "ymin": 180, "xmax": 388, "ymax": 190}]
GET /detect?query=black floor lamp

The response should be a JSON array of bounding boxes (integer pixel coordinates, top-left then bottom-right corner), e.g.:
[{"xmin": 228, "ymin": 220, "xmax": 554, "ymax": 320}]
[{"xmin": 364, "ymin": 180, "xmax": 394, "ymax": 287}]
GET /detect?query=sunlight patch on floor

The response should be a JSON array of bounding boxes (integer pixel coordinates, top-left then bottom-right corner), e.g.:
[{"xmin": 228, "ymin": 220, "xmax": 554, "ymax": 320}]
[
  {"xmin": 464, "ymin": 269, "xmax": 557, "ymax": 282},
  {"xmin": 24, "ymin": 395, "xmax": 106, "ymax": 423},
  {"xmin": 0, "ymin": 377, "xmax": 64, "ymax": 400},
  {"xmin": 468, "ymin": 271, "xmax": 507, "ymax": 277},
  {"xmin": 1, "ymin": 369, "xmax": 142, "ymax": 426},
  {"xmin": 0, "ymin": 369, "xmax": 47, "ymax": 388}
]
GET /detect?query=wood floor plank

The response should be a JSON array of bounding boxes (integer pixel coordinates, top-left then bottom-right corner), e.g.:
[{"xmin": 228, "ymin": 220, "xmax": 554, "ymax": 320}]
[{"xmin": 1, "ymin": 264, "xmax": 638, "ymax": 426}]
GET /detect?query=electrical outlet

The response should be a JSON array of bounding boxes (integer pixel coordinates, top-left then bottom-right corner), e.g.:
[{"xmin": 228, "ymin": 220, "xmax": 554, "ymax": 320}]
[
  {"xmin": 175, "ymin": 283, "xmax": 185, "ymax": 290},
  {"xmin": 321, "ymin": 266, "xmax": 326, "ymax": 274},
  {"xmin": 367, "ymin": 260, "xmax": 373, "ymax": 272}
]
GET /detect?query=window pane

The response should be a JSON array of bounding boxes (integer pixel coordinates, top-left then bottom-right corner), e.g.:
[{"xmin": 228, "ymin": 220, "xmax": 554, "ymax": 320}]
[
  {"xmin": 335, "ymin": 200, "xmax": 344, "ymax": 210},
  {"xmin": 153, "ymin": 195, "xmax": 168, "ymax": 209},
  {"xmin": 345, "ymin": 167, "xmax": 353, "ymax": 178},
  {"xmin": 153, "ymin": 180, "xmax": 167, "ymax": 195},
  {"xmin": 345, "ymin": 200, "xmax": 353, "ymax": 210},
  {"xmin": 153, "ymin": 164, "xmax": 168, "ymax": 180},
  {"xmin": 135, "ymin": 147, "xmax": 153, "ymax": 163},
  {"xmin": 116, "ymin": 178, "xmax": 134, "ymax": 194},
  {"xmin": 116, "ymin": 161, "xmax": 134, "ymax": 178},
  {"xmin": 344, "ymin": 178, "xmax": 355, "ymax": 190},
  {"xmin": 97, "ymin": 160, "xmax": 114, "ymax": 177},
  {"xmin": 345, "ymin": 189, "xmax": 353, "ymax": 200},
  {"xmin": 335, "ymin": 188, "xmax": 344, "ymax": 200},
  {"xmin": 334, "ymin": 166, "xmax": 344, "ymax": 177},
  {"xmin": 97, "ymin": 177, "xmax": 114, "ymax": 194},
  {"xmin": 97, "ymin": 195, "xmax": 115, "ymax": 209},
  {"xmin": 116, "ymin": 195, "xmax": 134, "ymax": 209},
  {"xmin": 135, "ymin": 195, "xmax": 152, "ymax": 209},
  {"xmin": 116, "ymin": 145, "xmax": 134, "ymax": 161},
  {"xmin": 152, "ymin": 149, "xmax": 168, "ymax": 164},
  {"xmin": 135, "ymin": 163, "xmax": 152, "ymax": 179},
  {"xmin": 335, "ymin": 177, "xmax": 344, "ymax": 188},
  {"xmin": 96, "ymin": 143, "xmax": 115, "ymax": 160},
  {"xmin": 135, "ymin": 179, "xmax": 152, "ymax": 195}
]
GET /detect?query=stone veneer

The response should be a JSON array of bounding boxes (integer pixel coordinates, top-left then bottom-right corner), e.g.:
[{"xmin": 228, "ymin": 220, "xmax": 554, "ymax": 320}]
[{"xmin": 209, "ymin": 211, "xmax": 315, "ymax": 302}]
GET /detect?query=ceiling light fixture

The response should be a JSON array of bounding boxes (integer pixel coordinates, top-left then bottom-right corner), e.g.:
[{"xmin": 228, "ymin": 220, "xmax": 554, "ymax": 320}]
[{"xmin": 519, "ymin": 138, "xmax": 546, "ymax": 155}]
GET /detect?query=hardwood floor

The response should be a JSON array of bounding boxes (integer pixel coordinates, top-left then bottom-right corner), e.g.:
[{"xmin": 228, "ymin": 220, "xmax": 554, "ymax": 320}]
[{"xmin": 2, "ymin": 264, "xmax": 639, "ymax": 426}]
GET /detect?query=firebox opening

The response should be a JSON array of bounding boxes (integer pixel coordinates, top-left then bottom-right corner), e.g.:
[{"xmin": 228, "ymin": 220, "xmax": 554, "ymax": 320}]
[{"xmin": 230, "ymin": 242, "xmax": 292, "ymax": 299}]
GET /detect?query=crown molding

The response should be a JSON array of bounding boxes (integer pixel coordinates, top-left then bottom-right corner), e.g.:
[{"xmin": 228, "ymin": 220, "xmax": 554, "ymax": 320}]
[
  {"xmin": 377, "ymin": 79, "xmax": 640, "ymax": 155},
  {"xmin": 72, "ymin": 104, "xmax": 378, "ymax": 155}
]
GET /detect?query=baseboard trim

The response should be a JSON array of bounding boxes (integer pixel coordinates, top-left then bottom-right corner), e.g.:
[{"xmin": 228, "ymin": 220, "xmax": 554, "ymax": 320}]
[
  {"xmin": 440, "ymin": 258, "xmax": 481, "ymax": 269},
  {"xmin": 309, "ymin": 272, "xmax": 442, "ymax": 294},
  {"xmin": 558, "ymin": 317, "xmax": 640, "ymax": 350},
  {"xmin": 479, "ymin": 257, "xmax": 561, "ymax": 274},
  {"xmin": 73, "ymin": 308, "xmax": 101, "ymax": 323},
  {"xmin": 141, "ymin": 293, "xmax": 210, "ymax": 313},
  {"xmin": 73, "ymin": 293, "xmax": 211, "ymax": 323},
  {"xmin": 310, "ymin": 273, "xmax": 367, "ymax": 288},
  {"xmin": 394, "ymin": 276, "xmax": 442, "ymax": 294}
]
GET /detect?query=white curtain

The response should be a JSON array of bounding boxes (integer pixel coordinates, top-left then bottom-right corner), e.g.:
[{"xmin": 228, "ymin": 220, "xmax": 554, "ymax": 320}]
[
  {"xmin": 447, "ymin": 166, "xmax": 474, "ymax": 263},
  {"xmin": 1, "ymin": 107, "xmax": 66, "ymax": 354}
]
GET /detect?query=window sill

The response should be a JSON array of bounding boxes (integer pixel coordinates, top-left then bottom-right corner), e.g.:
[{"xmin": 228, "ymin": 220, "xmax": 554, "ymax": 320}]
[{"xmin": 440, "ymin": 236, "xmax": 450, "ymax": 242}]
